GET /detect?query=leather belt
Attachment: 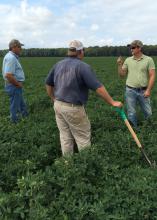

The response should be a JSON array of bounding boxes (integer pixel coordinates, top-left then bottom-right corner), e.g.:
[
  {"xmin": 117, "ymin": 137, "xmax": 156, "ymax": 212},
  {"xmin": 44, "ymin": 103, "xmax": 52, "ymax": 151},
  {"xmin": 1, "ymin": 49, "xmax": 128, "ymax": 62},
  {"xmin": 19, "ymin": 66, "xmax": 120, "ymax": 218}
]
[
  {"xmin": 126, "ymin": 85, "xmax": 147, "ymax": 91},
  {"xmin": 55, "ymin": 100, "xmax": 83, "ymax": 107},
  {"xmin": 5, "ymin": 80, "xmax": 23, "ymax": 84}
]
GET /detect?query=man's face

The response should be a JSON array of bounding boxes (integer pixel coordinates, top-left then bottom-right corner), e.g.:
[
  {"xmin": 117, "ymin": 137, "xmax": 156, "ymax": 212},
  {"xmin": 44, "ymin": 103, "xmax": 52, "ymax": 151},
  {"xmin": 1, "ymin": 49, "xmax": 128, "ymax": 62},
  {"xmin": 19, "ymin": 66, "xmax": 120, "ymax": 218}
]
[
  {"xmin": 130, "ymin": 46, "xmax": 141, "ymax": 55},
  {"xmin": 80, "ymin": 48, "xmax": 85, "ymax": 59},
  {"xmin": 12, "ymin": 45, "xmax": 22, "ymax": 55}
]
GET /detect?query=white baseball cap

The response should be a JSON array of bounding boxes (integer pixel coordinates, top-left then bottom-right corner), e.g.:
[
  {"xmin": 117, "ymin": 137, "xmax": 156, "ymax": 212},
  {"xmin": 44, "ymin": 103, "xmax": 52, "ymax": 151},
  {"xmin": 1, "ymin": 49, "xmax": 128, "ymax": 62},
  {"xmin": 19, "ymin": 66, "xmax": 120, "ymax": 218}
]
[{"xmin": 69, "ymin": 40, "xmax": 84, "ymax": 51}]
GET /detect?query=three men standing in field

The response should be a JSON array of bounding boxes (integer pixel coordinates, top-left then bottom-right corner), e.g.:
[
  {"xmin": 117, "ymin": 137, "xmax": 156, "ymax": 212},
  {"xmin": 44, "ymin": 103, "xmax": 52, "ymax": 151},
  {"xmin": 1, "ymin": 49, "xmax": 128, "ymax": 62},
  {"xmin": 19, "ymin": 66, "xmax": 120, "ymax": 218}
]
[
  {"xmin": 117, "ymin": 40, "xmax": 155, "ymax": 127},
  {"xmin": 2, "ymin": 38, "xmax": 155, "ymax": 157}
]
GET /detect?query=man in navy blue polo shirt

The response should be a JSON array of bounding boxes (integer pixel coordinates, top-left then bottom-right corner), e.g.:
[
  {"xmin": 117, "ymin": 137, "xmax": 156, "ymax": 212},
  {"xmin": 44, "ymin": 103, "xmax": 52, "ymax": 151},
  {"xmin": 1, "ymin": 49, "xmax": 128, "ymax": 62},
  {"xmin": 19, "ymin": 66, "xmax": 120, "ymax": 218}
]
[
  {"xmin": 2, "ymin": 39, "xmax": 28, "ymax": 123},
  {"xmin": 46, "ymin": 40, "xmax": 123, "ymax": 156}
]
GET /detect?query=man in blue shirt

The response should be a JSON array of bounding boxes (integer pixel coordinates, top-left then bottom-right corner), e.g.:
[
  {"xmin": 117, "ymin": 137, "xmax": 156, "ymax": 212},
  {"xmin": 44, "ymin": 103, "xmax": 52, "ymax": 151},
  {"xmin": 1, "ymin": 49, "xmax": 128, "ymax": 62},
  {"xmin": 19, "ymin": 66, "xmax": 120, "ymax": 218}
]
[
  {"xmin": 46, "ymin": 40, "xmax": 123, "ymax": 156},
  {"xmin": 2, "ymin": 39, "xmax": 28, "ymax": 123}
]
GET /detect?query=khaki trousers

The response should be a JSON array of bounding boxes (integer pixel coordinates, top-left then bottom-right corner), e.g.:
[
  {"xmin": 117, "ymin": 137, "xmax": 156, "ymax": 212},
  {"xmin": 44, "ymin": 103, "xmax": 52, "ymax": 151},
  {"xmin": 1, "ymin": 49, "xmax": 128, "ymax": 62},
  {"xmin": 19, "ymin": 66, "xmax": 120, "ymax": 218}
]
[{"xmin": 54, "ymin": 100, "xmax": 91, "ymax": 156}]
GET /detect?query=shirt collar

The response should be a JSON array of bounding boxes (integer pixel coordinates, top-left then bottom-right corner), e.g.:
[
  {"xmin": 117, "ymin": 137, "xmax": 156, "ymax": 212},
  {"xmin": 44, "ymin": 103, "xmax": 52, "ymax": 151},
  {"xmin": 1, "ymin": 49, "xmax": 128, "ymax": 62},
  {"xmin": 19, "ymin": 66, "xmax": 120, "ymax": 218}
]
[
  {"xmin": 132, "ymin": 54, "xmax": 144, "ymax": 61},
  {"xmin": 67, "ymin": 56, "xmax": 81, "ymax": 60},
  {"xmin": 9, "ymin": 51, "xmax": 19, "ymax": 59}
]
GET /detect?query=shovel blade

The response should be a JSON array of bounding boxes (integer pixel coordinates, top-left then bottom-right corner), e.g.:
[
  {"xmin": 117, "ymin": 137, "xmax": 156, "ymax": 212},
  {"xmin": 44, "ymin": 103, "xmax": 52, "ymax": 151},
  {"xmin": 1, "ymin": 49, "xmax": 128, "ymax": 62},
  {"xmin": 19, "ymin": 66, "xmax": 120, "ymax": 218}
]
[{"xmin": 140, "ymin": 148, "xmax": 155, "ymax": 168}]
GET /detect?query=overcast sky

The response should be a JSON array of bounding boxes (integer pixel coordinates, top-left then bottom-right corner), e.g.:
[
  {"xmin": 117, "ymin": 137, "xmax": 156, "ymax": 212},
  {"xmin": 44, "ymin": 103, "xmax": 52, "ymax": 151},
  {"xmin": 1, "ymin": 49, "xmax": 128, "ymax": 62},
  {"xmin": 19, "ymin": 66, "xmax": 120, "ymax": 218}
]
[{"xmin": 0, "ymin": 0, "xmax": 157, "ymax": 49}]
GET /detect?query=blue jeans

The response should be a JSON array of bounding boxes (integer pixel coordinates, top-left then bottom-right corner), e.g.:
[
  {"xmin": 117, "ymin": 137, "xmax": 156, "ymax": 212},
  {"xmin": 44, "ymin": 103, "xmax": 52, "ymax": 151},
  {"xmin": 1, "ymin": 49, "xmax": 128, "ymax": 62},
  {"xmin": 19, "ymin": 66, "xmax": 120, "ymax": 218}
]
[
  {"xmin": 125, "ymin": 87, "xmax": 152, "ymax": 127},
  {"xmin": 5, "ymin": 84, "xmax": 28, "ymax": 123}
]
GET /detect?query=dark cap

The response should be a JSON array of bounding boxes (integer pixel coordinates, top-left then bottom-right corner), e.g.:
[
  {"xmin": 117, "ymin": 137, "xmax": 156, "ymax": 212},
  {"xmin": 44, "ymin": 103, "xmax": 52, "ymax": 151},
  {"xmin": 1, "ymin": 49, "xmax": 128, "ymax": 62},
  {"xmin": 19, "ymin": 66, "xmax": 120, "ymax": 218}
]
[
  {"xmin": 127, "ymin": 40, "xmax": 143, "ymax": 48},
  {"xmin": 9, "ymin": 39, "xmax": 24, "ymax": 49}
]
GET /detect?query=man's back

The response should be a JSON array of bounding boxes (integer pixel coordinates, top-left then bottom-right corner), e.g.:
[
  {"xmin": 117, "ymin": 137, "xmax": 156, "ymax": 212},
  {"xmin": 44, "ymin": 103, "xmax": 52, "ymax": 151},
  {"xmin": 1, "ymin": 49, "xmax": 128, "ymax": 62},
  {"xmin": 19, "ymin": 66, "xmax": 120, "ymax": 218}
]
[{"xmin": 46, "ymin": 57, "xmax": 101, "ymax": 105}]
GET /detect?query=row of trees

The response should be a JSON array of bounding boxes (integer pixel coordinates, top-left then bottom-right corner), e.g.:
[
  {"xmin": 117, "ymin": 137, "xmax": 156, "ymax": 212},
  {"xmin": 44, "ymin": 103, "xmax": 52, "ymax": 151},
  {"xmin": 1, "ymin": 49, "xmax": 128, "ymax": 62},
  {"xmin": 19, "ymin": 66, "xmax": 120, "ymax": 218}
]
[{"xmin": 0, "ymin": 45, "xmax": 157, "ymax": 57}]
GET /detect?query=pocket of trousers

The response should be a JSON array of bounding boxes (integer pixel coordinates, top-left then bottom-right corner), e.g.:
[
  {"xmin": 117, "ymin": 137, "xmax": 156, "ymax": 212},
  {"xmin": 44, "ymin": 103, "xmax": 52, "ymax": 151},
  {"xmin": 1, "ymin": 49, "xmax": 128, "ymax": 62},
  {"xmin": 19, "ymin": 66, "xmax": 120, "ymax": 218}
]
[{"xmin": 64, "ymin": 107, "xmax": 86, "ymax": 126}]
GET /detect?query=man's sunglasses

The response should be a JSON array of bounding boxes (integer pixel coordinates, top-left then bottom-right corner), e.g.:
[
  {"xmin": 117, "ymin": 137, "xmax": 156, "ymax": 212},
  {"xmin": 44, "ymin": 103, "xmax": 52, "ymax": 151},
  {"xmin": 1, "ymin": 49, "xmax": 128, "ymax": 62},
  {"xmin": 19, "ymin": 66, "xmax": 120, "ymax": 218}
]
[{"xmin": 130, "ymin": 46, "xmax": 139, "ymax": 49}]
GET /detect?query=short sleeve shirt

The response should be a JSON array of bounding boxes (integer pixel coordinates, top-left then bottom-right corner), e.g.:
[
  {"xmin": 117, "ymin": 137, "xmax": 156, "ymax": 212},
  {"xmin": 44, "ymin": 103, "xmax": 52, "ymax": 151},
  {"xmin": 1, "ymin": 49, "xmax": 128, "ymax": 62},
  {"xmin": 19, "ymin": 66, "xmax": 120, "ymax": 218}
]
[
  {"xmin": 2, "ymin": 51, "xmax": 25, "ymax": 81},
  {"xmin": 46, "ymin": 57, "xmax": 102, "ymax": 105},
  {"xmin": 122, "ymin": 54, "xmax": 155, "ymax": 87}
]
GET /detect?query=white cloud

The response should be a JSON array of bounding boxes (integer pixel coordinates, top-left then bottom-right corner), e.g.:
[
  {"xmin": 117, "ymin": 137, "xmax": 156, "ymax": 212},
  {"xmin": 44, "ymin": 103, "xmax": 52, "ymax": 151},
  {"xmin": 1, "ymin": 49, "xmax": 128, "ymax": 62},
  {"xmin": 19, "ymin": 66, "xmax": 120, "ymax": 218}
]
[
  {"xmin": 90, "ymin": 24, "xmax": 99, "ymax": 31},
  {"xmin": 0, "ymin": 0, "xmax": 157, "ymax": 49},
  {"xmin": 0, "ymin": 0, "xmax": 54, "ymax": 49}
]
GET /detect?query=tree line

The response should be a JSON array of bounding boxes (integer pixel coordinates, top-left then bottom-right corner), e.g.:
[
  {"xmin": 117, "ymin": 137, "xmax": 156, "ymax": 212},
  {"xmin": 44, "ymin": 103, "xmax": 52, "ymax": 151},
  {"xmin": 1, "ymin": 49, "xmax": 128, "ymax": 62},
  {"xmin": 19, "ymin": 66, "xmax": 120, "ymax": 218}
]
[{"xmin": 0, "ymin": 45, "xmax": 157, "ymax": 57}]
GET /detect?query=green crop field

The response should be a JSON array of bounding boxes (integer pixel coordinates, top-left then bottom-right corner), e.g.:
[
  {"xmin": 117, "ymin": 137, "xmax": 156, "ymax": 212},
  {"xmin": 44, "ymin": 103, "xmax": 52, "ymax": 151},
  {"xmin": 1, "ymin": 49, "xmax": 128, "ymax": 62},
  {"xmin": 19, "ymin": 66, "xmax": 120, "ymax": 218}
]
[{"xmin": 0, "ymin": 57, "xmax": 157, "ymax": 219}]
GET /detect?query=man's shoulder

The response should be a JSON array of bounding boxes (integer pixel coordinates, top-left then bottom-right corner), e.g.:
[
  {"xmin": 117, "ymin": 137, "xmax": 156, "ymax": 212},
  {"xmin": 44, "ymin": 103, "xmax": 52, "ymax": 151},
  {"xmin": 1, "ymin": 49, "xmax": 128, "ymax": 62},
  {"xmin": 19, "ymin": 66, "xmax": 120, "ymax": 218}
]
[
  {"xmin": 142, "ymin": 54, "xmax": 154, "ymax": 61},
  {"xmin": 123, "ymin": 56, "xmax": 133, "ymax": 65},
  {"xmin": 56, "ymin": 57, "xmax": 76, "ymax": 65},
  {"xmin": 4, "ymin": 52, "xmax": 16, "ymax": 61},
  {"xmin": 80, "ymin": 59, "xmax": 89, "ymax": 65},
  {"xmin": 125, "ymin": 56, "xmax": 133, "ymax": 61},
  {"xmin": 58, "ymin": 57, "xmax": 90, "ymax": 68},
  {"xmin": 79, "ymin": 60, "xmax": 90, "ymax": 69}
]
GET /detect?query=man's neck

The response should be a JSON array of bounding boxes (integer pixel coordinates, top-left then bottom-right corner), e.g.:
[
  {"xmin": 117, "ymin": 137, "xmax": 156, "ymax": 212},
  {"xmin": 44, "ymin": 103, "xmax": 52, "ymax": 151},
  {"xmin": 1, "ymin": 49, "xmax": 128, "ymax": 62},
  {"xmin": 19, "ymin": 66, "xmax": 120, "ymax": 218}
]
[
  {"xmin": 134, "ymin": 52, "xmax": 143, "ymax": 59},
  {"xmin": 10, "ymin": 50, "xmax": 19, "ymax": 58}
]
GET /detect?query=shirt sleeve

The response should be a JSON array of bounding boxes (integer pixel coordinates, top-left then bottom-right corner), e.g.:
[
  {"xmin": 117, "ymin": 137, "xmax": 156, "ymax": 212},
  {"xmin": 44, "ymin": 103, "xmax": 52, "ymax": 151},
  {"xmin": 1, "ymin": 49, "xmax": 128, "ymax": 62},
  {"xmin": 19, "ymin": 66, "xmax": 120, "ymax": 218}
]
[
  {"xmin": 148, "ymin": 57, "xmax": 155, "ymax": 70},
  {"xmin": 80, "ymin": 63, "xmax": 102, "ymax": 90},
  {"xmin": 3, "ymin": 57, "xmax": 16, "ymax": 76},
  {"xmin": 122, "ymin": 59, "xmax": 128, "ymax": 70},
  {"xmin": 45, "ymin": 66, "xmax": 55, "ymax": 86}
]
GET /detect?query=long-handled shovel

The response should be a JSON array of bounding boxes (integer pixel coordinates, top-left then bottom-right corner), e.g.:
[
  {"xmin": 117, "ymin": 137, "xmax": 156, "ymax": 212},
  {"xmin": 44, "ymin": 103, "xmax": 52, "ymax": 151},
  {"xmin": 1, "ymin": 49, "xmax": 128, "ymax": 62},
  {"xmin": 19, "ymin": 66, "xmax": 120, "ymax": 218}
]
[{"xmin": 115, "ymin": 107, "xmax": 155, "ymax": 168}]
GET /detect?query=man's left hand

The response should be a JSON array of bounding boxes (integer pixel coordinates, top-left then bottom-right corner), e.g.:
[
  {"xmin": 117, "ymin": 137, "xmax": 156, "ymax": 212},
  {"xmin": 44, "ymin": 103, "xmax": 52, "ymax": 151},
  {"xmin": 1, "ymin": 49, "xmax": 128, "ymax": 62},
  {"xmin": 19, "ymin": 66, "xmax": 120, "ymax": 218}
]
[{"xmin": 144, "ymin": 89, "xmax": 151, "ymax": 97}]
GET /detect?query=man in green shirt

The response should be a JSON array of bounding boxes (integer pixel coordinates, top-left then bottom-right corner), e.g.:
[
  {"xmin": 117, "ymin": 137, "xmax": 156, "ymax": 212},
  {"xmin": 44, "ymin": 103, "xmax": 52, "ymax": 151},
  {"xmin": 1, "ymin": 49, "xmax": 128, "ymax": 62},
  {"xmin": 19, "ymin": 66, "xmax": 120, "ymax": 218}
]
[{"xmin": 117, "ymin": 40, "xmax": 155, "ymax": 127}]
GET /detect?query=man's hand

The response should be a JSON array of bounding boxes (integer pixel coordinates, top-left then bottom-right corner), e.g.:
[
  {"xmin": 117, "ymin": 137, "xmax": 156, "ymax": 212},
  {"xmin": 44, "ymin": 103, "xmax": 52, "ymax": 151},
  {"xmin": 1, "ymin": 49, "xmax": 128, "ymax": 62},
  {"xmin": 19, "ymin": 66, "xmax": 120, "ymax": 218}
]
[
  {"xmin": 16, "ymin": 82, "xmax": 23, "ymax": 88},
  {"xmin": 6, "ymin": 73, "xmax": 23, "ymax": 87},
  {"xmin": 117, "ymin": 56, "xmax": 127, "ymax": 77},
  {"xmin": 111, "ymin": 101, "xmax": 123, "ymax": 108},
  {"xmin": 117, "ymin": 56, "xmax": 124, "ymax": 65},
  {"xmin": 144, "ymin": 89, "xmax": 151, "ymax": 97}
]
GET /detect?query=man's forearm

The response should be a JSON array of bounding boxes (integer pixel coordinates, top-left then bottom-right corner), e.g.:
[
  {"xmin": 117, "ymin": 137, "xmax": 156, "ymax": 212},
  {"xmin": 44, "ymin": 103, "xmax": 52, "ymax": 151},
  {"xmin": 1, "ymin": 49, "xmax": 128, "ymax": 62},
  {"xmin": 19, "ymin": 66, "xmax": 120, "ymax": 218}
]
[
  {"xmin": 96, "ymin": 86, "xmax": 114, "ymax": 105},
  {"xmin": 46, "ymin": 85, "xmax": 55, "ymax": 101},
  {"xmin": 147, "ymin": 70, "xmax": 156, "ymax": 91},
  {"xmin": 6, "ymin": 73, "xmax": 22, "ymax": 87}
]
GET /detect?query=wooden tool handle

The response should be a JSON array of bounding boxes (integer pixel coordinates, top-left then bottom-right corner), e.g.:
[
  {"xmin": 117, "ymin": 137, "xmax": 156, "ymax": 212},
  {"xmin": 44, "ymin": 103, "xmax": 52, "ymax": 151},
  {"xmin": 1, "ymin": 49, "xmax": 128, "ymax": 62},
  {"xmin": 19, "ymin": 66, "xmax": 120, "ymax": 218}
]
[{"xmin": 124, "ymin": 119, "xmax": 142, "ymax": 148}]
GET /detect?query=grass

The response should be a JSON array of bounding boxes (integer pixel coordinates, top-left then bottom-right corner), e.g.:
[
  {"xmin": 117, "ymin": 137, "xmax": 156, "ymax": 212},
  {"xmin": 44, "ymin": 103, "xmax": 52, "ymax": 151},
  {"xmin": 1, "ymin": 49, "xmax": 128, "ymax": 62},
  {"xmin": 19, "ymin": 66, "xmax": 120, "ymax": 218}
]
[{"xmin": 0, "ymin": 56, "xmax": 157, "ymax": 219}]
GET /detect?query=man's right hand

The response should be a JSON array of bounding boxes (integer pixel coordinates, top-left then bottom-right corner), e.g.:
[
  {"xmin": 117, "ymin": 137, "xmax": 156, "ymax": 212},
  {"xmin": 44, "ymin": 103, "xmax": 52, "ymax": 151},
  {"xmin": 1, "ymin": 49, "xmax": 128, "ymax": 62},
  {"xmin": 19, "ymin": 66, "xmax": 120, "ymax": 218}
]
[
  {"xmin": 117, "ymin": 57, "xmax": 127, "ymax": 77},
  {"xmin": 6, "ymin": 73, "xmax": 23, "ymax": 88},
  {"xmin": 16, "ymin": 82, "xmax": 23, "ymax": 88},
  {"xmin": 112, "ymin": 101, "xmax": 123, "ymax": 108},
  {"xmin": 117, "ymin": 56, "xmax": 124, "ymax": 65}
]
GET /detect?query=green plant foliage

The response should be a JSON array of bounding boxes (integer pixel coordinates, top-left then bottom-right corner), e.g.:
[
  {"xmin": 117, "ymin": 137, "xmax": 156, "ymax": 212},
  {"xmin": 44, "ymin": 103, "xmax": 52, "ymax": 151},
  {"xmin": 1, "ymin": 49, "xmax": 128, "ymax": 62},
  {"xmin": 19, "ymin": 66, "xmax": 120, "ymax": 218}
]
[{"xmin": 0, "ymin": 57, "xmax": 157, "ymax": 219}]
